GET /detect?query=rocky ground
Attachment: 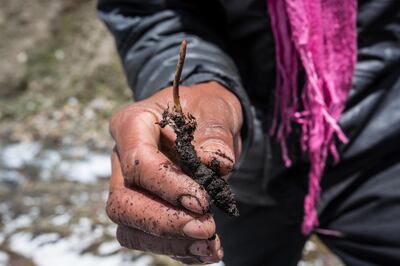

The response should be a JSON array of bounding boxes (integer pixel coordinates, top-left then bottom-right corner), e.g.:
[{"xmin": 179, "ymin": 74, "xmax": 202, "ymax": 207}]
[
  {"xmin": 0, "ymin": 0, "xmax": 343, "ymax": 265},
  {"xmin": 0, "ymin": 0, "xmax": 130, "ymax": 150}
]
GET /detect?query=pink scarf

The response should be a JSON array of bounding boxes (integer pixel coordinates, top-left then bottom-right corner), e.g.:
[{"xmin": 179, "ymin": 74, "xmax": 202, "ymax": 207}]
[{"xmin": 266, "ymin": 0, "xmax": 357, "ymax": 235}]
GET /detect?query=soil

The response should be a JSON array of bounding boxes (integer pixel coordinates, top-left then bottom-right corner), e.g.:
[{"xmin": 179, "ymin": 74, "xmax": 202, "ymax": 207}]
[{"xmin": 158, "ymin": 107, "xmax": 239, "ymax": 217}]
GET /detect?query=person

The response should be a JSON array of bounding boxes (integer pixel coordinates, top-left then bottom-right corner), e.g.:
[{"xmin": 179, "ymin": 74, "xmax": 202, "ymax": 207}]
[{"xmin": 97, "ymin": 0, "xmax": 400, "ymax": 265}]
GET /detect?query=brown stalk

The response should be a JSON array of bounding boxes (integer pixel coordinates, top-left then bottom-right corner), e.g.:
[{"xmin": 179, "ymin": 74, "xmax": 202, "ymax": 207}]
[
  {"xmin": 158, "ymin": 40, "xmax": 239, "ymax": 217},
  {"xmin": 172, "ymin": 40, "xmax": 187, "ymax": 114}
]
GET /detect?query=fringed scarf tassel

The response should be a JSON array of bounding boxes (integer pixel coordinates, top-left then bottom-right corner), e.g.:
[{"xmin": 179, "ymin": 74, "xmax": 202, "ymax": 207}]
[{"xmin": 266, "ymin": 0, "xmax": 357, "ymax": 235}]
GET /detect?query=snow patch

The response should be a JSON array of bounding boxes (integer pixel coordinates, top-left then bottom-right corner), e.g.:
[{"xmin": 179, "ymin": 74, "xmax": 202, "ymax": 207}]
[
  {"xmin": 0, "ymin": 170, "xmax": 25, "ymax": 184},
  {"xmin": 98, "ymin": 241, "xmax": 121, "ymax": 255},
  {"xmin": 0, "ymin": 142, "xmax": 40, "ymax": 168},
  {"xmin": 0, "ymin": 251, "xmax": 9, "ymax": 265},
  {"xmin": 4, "ymin": 214, "xmax": 33, "ymax": 234},
  {"xmin": 9, "ymin": 230, "xmax": 148, "ymax": 266},
  {"xmin": 57, "ymin": 153, "xmax": 110, "ymax": 183},
  {"xmin": 51, "ymin": 213, "xmax": 72, "ymax": 226},
  {"xmin": 0, "ymin": 142, "xmax": 111, "ymax": 184}
]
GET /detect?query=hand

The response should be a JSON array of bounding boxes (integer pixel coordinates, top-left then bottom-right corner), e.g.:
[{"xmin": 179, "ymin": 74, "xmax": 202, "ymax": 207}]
[{"xmin": 107, "ymin": 81, "xmax": 243, "ymax": 264}]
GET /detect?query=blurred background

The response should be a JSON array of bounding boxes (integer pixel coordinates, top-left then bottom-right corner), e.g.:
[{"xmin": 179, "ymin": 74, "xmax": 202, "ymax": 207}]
[{"xmin": 0, "ymin": 0, "xmax": 343, "ymax": 265}]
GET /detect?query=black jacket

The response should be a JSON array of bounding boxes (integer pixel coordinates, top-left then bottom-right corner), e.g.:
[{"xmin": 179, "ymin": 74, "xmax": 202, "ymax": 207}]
[{"xmin": 98, "ymin": 0, "xmax": 400, "ymax": 206}]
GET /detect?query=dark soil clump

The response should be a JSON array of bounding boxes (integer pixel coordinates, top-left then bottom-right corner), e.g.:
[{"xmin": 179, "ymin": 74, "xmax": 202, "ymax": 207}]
[
  {"xmin": 158, "ymin": 107, "xmax": 239, "ymax": 217},
  {"xmin": 157, "ymin": 40, "xmax": 239, "ymax": 217}
]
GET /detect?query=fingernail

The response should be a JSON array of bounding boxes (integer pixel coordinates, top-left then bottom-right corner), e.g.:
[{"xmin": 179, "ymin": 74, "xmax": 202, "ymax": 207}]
[
  {"xmin": 182, "ymin": 219, "xmax": 210, "ymax": 239},
  {"xmin": 189, "ymin": 241, "xmax": 211, "ymax": 256},
  {"xmin": 180, "ymin": 195, "xmax": 204, "ymax": 214},
  {"xmin": 201, "ymin": 140, "xmax": 233, "ymax": 154},
  {"xmin": 201, "ymin": 140, "xmax": 235, "ymax": 164}
]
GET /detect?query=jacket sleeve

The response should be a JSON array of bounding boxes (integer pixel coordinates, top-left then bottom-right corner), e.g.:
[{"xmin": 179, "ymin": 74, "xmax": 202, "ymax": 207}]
[
  {"xmin": 97, "ymin": 0, "xmax": 254, "ymax": 164},
  {"xmin": 97, "ymin": 1, "xmax": 247, "ymax": 100}
]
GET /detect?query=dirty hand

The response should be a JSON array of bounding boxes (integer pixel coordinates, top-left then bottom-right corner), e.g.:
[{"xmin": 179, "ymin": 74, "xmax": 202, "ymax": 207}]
[{"xmin": 107, "ymin": 81, "xmax": 243, "ymax": 264}]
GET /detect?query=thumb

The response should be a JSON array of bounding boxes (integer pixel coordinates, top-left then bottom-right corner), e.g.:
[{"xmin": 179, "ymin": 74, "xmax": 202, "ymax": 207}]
[{"xmin": 195, "ymin": 124, "xmax": 236, "ymax": 177}]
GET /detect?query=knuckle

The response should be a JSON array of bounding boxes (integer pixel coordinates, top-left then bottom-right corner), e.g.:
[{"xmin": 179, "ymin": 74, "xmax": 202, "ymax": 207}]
[
  {"xmin": 106, "ymin": 192, "xmax": 119, "ymax": 224},
  {"xmin": 198, "ymin": 95, "xmax": 242, "ymax": 133},
  {"xmin": 106, "ymin": 189, "xmax": 129, "ymax": 225},
  {"xmin": 108, "ymin": 105, "xmax": 131, "ymax": 137},
  {"xmin": 109, "ymin": 103, "xmax": 154, "ymax": 139},
  {"xmin": 197, "ymin": 124, "xmax": 232, "ymax": 143},
  {"xmin": 120, "ymin": 150, "xmax": 140, "ymax": 185}
]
